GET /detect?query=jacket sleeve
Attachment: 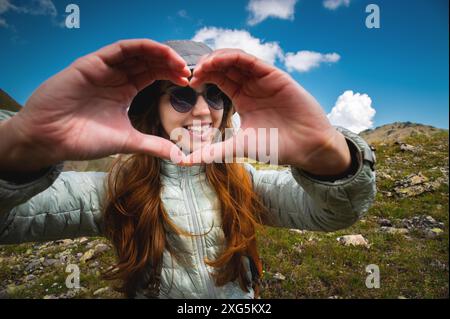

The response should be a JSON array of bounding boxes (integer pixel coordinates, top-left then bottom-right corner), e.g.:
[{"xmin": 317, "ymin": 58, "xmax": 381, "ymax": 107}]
[
  {"xmin": 244, "ymin": 126, "xmax": 376, "ymax": 232},
  {"xmin": 0, "ymin": 109, "xmax": 106, "ymax": 244}
]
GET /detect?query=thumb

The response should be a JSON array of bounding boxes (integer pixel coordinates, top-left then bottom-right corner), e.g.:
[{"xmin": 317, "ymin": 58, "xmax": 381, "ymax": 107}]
[
  {"xmin": 182, "ymin": 134, "xmax": 239, "ymax": 165},
  {"xmin": 182, "ymin": 128, "xmax": 279, "ymax": 165}
]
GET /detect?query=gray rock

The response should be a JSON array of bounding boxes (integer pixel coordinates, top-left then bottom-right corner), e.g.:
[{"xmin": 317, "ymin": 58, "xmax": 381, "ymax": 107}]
[
  {"xmin": 288, "ymin": 229, "xmax": 306, "ymax": 235},
  {"xmin": 94, "ymin": 243, "xmax": 110, "ymax": 255},
  {"xmin": 58, "ymin": 287, "xmax": 87, "ymax": 299},
  {"xmin": 378, "ymin": 218, "xmax": 393, "ymax": 227},
  {"xmin": 55, "ymin": 239, "xmax": 74, "ymax": 245},
  {"xmin": 380, "ymin": 226, "xmax": 409, "ymax": 235},
  {"xmin": 337, "ymin": 234, "xmax": 370, "ymax": 248},
  {"xmin": 393, "ymin": 173, "xmax": 443, "ymax": 197},
  {"xmin": 24, "ymin": 274, "xmax": 36, "ymax": 282},
  {"xmin": 77, "ymin": 237, "xmax": 90, "ymax": 244},
  {"xmin": 42, "ymin": 258, "xmax": 59, "ymax": 267},
  {"xmin": 273, "ymin": 272, "xmax": 286, "ymax": 281},
  {"xmin": 399, "ymin": 143, "xmax": 417, "ymax": 153},
  {"xmin": 80, "ymin": 249, "xmax": 96, "ymax": 263},
  {"xmin": 93, "ymin": 287, "xmax": 111, "ymax": 296},
  {"xmin": 25, "ymin": 260, "xmax": 41, "ymax": 273},
  {"xmin": 423, "ymin": 228, "xmax": 444, "ymax": 239},
  {"xmin": 401, "ymin": 215, "xmax": 444, "ymax": 230},
  {"xmin": 431, "ymin": 260, "xmax": 449, "ymax": 271},
  {"xmin": 377, "ymin": 171, "xmax": 394, "ymax": 181}
]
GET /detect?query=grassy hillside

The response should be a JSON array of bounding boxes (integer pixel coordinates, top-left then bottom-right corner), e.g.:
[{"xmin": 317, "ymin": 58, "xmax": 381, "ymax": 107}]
[
  {"xmin": 360, "ymin": 122, "xmax": 444, "ymax": 145},
  {"xmin": 257, "ymin": 129, "xmax": 448, "ymax": 298},
  {"xmin": 0, "ymin": 127, "xmax": 448, "ymax": 299},
  {"xmin": 0, "ymin": 89, "xmax": 22, "ymax": 112}
]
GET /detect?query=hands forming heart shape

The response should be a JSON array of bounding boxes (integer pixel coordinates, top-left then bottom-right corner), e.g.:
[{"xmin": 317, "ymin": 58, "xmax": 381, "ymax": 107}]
[{"xmin": 3, "ymin": 39, "xmax": 351, "ymax": 176}]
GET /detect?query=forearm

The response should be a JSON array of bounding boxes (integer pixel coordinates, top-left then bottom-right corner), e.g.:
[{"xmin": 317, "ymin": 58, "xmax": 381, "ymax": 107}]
[{"xmin": 0, "ymin": 116, "xmax": 55, "ymax": 177}]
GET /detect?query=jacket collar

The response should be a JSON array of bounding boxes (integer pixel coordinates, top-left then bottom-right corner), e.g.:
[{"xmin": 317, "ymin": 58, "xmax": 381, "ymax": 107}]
[{"xmin": 160, "ymin": 158, "xmax": 206, "ymax": 178}]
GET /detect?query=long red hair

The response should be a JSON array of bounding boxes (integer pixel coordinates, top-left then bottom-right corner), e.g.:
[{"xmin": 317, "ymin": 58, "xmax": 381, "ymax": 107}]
[{"xmin": 102, "ymin": 81, "xmax": 270, "ymax": 297}]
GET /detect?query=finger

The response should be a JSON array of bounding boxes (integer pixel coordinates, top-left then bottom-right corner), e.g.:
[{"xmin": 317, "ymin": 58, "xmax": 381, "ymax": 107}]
[
  {"xmin": 131, "ymin": 67, "xmax": 189, "ymax": 91},
  {"xmin": 71, "ymin": 54, "xmax": 131, "ymax": 87},
  {"xmin": 182, "ymin": 136, "xmax": 238, "ymax": 165},
  {"xmin": 182, "ymin": 127, "xmax": 277, "ymax": 165},
  {"xmin": 72, "ymin": 43, "xmax": 191, "ymax": 88},
  {"xmin": 194, "ymin": 50, "xmax": 273, "ymax": 79},
  {"xmin": 224, "ymin": 66, "xmax": 250, "ymax": 84},
  {"xmin": 190, "ymin": 71, "xmax": 241, "ymax": 100},
  {"xmin": 116, "ymin": 57, "xmax": 149, "ymax": 76},
  {"xmin": 191, "ymin": 65, "xmax": 248, "ymax": 87},
  {"xmin": 111, "ymin": 53, "xmax": 192, "ymax": 91},
  {"xmin": 193, "ymin": 53, "xmax": 212, "ymax": 70},
  {"xmin": 124, "ymin": 131, "xmax": 187, "ymax": 163},
  {"xmin": 117, "ymin": 57, "xmax": 191, "ymax": 79}
]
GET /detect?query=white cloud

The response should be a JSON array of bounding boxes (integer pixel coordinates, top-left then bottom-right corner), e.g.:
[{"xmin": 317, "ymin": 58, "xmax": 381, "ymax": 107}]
[
  {"xmin": 327, "ymin": 90, "xmax": 376, "ymax": 133},
  {"xmin": 247, "ymin": 0, "xmax": 298, "ymax": 26},
  {"xmin": 0, "ymin": 0, "xmax": 58, "ymax": 28},
  {"xmin": 284, "ymin": 50, "xmax": 340, "ymax": 72},
  {"xmin": 17, "ymin": 0, "xmax": 57, "ymax": 16},
  {"xmin": 323, "ymin": 0, "xmax": 351, "ymax": 10},
  {"xmin": 229, "ymin": 91, "xmax": 376, "ymax": 134},
  {"xmin": 192, "ymin": 27, "xmax": 283, "ymax": 65},
  {"xmin": 0, "ymin": 0, "xmax": 14, "ymax": 28},
  {"xmin": 192, "ymin": 27, "xmax": 342, "ymax": 73},
  {"xmin": 177, "ymin": 9, "xmax": 189, "ymax": 19},
  {"xmin": 0, "ymin": 0, "xmax": 14, "ymax": 14}
]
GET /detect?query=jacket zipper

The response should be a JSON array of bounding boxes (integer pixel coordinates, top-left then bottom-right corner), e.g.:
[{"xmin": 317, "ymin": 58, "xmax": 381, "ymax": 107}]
[{"xmin": 181, "ymin": 169, "xmax": 218, "ymax": 298}]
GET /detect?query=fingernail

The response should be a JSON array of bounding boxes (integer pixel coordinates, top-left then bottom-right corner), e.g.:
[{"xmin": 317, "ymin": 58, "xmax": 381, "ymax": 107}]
[{"xmin": 193, "ymin": 66, "xmax": 202, "ymax": 74}]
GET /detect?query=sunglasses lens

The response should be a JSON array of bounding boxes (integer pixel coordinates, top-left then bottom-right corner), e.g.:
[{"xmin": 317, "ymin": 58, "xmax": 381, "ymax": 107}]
[
  {"xmin": 205, "ymin": 85, "xmax": 230, "ymax": 110},
  {"xmin": 169, "ymin": 87, "xmax": 196, "ymax": 113},
  {"xmin": 167, "ymin": 85, "xmax": 231, "ymax": 113}
]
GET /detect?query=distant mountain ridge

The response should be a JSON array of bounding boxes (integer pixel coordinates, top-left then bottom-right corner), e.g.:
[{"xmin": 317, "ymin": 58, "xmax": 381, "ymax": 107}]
[
  {"xmin": 359, "ymin": 122, "xmax": 447, "ymax": 145},
  {"xmin": 0, "ymin": 89, "xmax": 22, "ymax": 112}
]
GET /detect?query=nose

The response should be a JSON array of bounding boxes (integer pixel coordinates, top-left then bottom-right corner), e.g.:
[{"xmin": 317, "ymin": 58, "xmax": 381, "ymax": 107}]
[{"xmin": 191, "ymin": 96, "xmax": 211, "ymax": 117}]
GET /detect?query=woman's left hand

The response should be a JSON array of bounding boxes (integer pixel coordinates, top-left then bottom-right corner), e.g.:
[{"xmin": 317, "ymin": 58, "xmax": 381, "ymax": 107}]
[{"xmin": 186, "ymin": 48, "xmax": 351, "ymax": 176}]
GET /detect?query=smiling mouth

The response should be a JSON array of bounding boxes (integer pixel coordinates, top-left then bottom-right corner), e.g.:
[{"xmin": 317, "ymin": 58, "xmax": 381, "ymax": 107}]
[{"xmin": 183, "ymin": 123, "xmax": 213, "ymax": 141}]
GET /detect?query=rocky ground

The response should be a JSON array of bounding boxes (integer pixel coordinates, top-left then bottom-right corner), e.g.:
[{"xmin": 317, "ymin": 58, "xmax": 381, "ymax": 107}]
[
  {"xmin": 0, "ymin": 129, "xmax": 448, "ymax": 299},
  {"xmin": 0, "ymin": 237, "xmax": 122, "ymax": 299}
]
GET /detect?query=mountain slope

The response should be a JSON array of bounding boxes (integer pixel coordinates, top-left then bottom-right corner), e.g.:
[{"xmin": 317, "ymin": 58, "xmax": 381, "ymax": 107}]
[
  {"xmin": 0, "ymin": 89, "xmax": 22, "ymax": 112},
  {"xmin": 359, "ymin": 122, "xmax": 446, "ymax": 145}
]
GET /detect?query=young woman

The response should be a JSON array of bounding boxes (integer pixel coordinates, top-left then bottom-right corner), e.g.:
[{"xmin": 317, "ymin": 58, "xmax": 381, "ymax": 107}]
[{"xmin": 0, "ymin": 39, "xmax": 376, "ymax": 299}]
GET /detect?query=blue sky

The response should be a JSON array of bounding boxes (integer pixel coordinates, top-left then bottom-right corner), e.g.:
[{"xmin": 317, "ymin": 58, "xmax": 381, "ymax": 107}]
[{"xmin": 0, "ymin": 0, "xmax": 448, "ymax": 130}]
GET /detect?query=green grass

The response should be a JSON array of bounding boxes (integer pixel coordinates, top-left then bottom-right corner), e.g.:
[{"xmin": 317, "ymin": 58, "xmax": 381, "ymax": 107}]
[
  {"xmin": 256, "ymin": 130, "xmax": 448, "ymax": 299},
  {"xmin": 1, "ymin": 131, "xmax": 448, "ymax": 298}
]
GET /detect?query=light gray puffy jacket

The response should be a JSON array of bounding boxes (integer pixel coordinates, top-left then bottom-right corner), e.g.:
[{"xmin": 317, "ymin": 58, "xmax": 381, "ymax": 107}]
[{"xmin": 0, "ymin": 109, "xmax": 376, "ymax": 299}]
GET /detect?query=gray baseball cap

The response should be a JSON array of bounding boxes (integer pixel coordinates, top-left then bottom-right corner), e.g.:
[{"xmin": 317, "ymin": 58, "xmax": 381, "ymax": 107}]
[
  {"xmin": 128, "ymin": 40, "xmax": 215, "ymax": 121},
  {"xmin": 164, "ymin": 40, "xmax": 213, "ymax": 69}
]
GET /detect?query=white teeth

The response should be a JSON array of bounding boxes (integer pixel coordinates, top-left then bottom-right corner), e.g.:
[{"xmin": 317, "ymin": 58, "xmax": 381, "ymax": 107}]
[{"xmin": 186, "ymin": 124, "xmax": 211, "ymax": 133}]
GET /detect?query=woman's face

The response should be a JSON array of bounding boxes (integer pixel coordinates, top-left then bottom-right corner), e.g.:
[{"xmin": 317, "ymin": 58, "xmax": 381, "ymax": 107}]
[{"xmin": 158, "ymin": 83, "xmax": 224, "ymax": 154}]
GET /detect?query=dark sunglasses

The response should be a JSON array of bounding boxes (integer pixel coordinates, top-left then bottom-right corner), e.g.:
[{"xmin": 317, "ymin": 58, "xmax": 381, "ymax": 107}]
[{"xmin": 164, "ymin": 84, "xmax": 232, "ymax": 113}]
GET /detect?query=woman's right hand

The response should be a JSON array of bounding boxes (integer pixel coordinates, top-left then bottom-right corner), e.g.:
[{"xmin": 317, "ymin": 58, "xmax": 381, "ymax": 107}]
[{"xmin": 0, "ymin": 39, "xmax": 190, "ymax": 173}]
